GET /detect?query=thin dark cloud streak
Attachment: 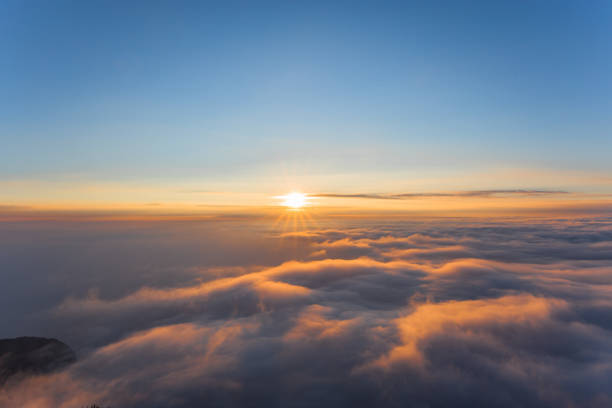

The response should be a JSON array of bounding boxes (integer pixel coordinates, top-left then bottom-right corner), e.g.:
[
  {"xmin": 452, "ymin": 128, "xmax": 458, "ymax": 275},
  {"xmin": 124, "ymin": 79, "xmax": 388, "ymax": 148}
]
[{"xmin": 316, "ymin": 189, "xmax": 570, "ymax": 200}]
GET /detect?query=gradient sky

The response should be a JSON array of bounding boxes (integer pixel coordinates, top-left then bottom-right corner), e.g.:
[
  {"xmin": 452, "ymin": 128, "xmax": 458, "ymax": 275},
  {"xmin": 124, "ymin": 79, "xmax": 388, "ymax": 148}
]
[{"xmin": 1, "ymin": 0, "xmax": 611, "ymax": 208}]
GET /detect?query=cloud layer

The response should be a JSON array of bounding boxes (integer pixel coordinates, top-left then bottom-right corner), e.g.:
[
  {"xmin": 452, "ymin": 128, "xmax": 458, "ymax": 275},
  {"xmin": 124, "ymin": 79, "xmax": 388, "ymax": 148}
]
[{"xmin": 1, "ymin": 216, "xmax": 611, "ymax": 407}]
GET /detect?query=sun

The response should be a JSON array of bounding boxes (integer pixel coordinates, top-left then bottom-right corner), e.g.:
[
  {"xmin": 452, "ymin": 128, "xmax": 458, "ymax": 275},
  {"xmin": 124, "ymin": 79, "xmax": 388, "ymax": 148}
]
[
  {"xmin": 273, "ymin": 192, "xmax": 318, "ymax": 232},
  {"xmin": 278, "ymin": 192, "xmax": 308, "ymax": 209}
]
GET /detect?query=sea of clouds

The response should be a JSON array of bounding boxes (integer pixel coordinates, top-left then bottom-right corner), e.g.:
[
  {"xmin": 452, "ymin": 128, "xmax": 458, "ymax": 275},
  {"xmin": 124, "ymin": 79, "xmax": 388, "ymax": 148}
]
[{"xmin": 1, "ymin": 216, "xmax": 611, "ymax": 407}]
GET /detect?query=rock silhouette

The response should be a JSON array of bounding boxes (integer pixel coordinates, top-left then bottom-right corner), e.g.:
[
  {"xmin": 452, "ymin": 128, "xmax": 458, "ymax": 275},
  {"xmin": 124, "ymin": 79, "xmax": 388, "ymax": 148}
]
[{"xmin": 0, "ymin": 337, "xmax": 76, "ymax": 384}]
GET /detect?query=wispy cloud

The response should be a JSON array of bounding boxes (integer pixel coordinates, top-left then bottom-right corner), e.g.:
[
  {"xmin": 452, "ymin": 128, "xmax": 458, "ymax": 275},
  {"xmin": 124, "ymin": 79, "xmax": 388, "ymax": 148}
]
[{"xmin": 316, "ymin": 189, "xmax": 570, "ymax": 200}]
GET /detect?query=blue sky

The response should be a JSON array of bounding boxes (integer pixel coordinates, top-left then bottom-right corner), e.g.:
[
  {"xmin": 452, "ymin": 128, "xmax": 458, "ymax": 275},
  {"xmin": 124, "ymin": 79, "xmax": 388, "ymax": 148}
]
[{"xmin": 1, "ymin": 0, "xmax": 611, "ymax": 205}]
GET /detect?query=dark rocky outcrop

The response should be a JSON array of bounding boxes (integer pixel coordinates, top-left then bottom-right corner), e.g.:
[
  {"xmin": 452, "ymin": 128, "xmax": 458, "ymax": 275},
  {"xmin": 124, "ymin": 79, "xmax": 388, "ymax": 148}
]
[{"xmin": 0, "ymin": 337, "xmax": 76, "ymax": 384}]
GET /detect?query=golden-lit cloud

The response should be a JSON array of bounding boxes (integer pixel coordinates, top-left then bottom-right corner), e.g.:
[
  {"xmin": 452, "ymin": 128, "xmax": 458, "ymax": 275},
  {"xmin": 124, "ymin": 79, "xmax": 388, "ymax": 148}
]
[{"xmin": 372, "ymin": 294, "xmax": 566, "ymax": 368}]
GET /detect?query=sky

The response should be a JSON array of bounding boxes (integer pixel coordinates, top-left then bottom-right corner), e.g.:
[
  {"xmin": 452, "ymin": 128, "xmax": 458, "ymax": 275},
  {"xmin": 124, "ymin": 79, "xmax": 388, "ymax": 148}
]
[{"xmin": 1, "ymin": 0, "xmax": 611, "ymax": 211}]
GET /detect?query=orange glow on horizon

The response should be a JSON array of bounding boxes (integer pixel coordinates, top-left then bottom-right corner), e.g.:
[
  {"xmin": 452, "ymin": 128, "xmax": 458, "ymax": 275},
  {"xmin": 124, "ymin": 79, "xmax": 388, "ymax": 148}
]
[{"xmin": 0, "ymin": 192, "xmax": 611, "ymax": 222}]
